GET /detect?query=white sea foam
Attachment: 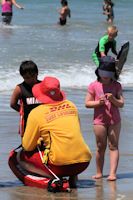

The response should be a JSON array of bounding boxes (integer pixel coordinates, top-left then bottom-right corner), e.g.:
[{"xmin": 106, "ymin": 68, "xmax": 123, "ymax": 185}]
[{"xmin": 0, "ymin": 63, "xmax": 133, "ymax": 92}]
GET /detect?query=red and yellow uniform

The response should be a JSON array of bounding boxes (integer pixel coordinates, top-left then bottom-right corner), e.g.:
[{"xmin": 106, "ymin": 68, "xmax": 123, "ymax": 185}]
[{"xmin": 22, "ymin": 100, "xmax": 92, "ymax": 166}]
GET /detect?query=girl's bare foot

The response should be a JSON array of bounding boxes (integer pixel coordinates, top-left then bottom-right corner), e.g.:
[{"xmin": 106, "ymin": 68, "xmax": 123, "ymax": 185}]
[
  {"xmin": 107, "ymin": 175, "xmax": 117, "ymax": 181},
  {"xmin": 92, "ymin": 174, "xmax": 103, "ymax": 179}
]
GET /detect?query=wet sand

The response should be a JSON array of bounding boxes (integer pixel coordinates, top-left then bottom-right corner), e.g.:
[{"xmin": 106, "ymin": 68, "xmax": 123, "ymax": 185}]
[{"xmin": 0, "ymin": 88, "xmax": 133, "ymax": 200}]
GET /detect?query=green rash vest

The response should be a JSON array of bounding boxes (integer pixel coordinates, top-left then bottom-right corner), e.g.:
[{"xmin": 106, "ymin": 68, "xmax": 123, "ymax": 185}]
[{"xmin": 92, "ymin": 34, "xmax": 117, "ymax": 66}]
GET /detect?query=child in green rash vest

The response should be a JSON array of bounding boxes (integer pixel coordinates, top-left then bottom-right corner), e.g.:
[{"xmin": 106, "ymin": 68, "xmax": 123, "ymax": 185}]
[{"xmin": 92, "ymin": 26, "xmax": 118, "ymax": 67}]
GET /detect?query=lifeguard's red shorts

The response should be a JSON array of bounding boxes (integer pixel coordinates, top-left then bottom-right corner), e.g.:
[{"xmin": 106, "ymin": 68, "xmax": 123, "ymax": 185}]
[{"xmin": 20, "ymin": 149, "xmax": 89, "ymax": 177}]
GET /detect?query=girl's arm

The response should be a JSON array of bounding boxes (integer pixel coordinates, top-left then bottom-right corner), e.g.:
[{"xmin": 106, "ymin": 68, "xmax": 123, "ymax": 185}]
[
  {"xmin": 85, "ymin": 93, "xmax": 105, "ymax": 108},
  {"xmin": 105, "ymin": 93, "xmax": 124, "ymax": 108},
  {"xmin": 12, "ymin": 0, "xmax": 24, "ymax": 9}
]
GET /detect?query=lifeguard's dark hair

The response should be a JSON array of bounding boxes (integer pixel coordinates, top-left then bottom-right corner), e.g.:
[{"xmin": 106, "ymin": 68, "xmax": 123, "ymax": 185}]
[{"xmin": 19, "ymin": 60, "xmax": 38, "ymax": 76}]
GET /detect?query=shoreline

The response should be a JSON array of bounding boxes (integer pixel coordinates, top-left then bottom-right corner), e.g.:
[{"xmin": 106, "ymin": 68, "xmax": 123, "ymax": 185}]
[{"xmin": 0, "ymin": 82, "xmax": 133, "ymax": 95}]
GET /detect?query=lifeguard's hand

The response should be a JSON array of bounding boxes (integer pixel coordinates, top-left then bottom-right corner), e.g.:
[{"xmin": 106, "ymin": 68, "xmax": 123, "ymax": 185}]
[{"xmin": 37, "ymin": 137, "xmax": 44, "ymax": 146}]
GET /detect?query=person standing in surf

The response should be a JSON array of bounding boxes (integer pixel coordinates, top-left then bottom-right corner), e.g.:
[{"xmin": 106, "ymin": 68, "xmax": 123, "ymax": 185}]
[
  {"xmin": 58, "ymin": 0, "xmax": 71, "ymax": 26},
  {"xmin": 92, "ymin": 25, "xmax": 118, "ymax": 67},
  {"xmin": 1, "ymin": 0, "xmax": 24, "ymax": 25},
  {"xmin": 85, "ymin": 56, "xmax": 124, "ymax": 181},
  {"xmin": 103, "ymin": 0, "xmax": 114, "ymax": 24},
  {"xmin": 10, "ymin": 60, "xmax": 41, "ymax": 136}
]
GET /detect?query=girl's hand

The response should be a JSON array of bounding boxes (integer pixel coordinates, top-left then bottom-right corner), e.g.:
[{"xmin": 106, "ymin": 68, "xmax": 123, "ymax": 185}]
[
  {"xmin": 99, "ymin": 96, "xmax": 106, "ymax": 106},
  {"xmin": 105, "ymin": 93, "xmax": 114, "ymax": 102}
]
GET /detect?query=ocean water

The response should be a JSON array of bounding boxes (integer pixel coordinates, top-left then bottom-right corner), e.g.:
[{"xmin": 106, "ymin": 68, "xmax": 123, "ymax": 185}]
[{"xmin": 0, "ymin": 0, "xmax": 133, "ymax": 93}]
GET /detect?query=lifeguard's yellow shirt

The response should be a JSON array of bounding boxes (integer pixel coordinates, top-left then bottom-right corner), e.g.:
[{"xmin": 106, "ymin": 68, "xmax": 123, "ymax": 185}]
[{"xmin": 22, "ymin": 100, "xmax": 92, "ymax": 165}]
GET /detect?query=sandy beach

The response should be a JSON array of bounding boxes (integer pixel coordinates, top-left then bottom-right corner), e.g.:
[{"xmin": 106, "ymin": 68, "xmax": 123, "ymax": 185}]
[{"xmin": 0, "ymin": 88, "xmax": 133, "ymax": 200}]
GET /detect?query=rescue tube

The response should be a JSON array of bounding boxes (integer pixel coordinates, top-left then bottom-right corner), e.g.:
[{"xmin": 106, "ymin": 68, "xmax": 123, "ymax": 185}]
[
  {"xmin": 8, "ymin": 149, "xmax": 70, "ymax": 192},
  {"xmin": 8, "ymin": 150, "xmax": 50, "ymax": 188}
]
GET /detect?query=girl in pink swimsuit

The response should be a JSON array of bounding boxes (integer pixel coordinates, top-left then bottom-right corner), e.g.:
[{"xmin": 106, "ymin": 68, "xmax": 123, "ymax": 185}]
[
  {"xmin": 85, "ymin": 56, "xmax": 124, "ymax": 181},
  {"xmin": 1, "ymin": 0, "xmax": 23, "ymax": 25}
]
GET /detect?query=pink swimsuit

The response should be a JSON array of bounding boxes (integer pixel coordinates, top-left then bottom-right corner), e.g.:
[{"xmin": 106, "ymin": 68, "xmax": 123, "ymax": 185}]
[
  {"xmin": 2, "ymin": 1, "xmax": 12, "ymax": 13},
  {"xmin": 87, "ymin": 80, "xmax": 122, "ymax": 126}
]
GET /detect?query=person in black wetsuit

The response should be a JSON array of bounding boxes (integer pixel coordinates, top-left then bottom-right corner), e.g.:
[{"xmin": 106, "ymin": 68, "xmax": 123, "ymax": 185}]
[{"xmin": 10, "ymin": 60, "xmax": 41, "ymax": 136}]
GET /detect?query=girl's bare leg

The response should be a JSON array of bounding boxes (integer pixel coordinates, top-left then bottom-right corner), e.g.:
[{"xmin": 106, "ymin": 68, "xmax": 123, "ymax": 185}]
[
  {"xmin": 93, "ymin": 125, "xmax": 108, "ymax": 179},
  {"xmin": 107, "ymin": 123, "xmax": 121, "ymax": 181}
]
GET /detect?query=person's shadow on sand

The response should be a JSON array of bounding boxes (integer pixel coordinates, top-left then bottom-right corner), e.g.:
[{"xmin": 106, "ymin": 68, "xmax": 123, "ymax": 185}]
[
  {"xmin": 77, "ymin": 179, "xmax": 95, "ymax": 188},
  {"xmin": 117, "ymin": 172, "xmax": 133, "ymax": 179},
  {"xmin": 1, "ymin": 174, "xmax": 133, "ymax": 188},
  {"xmin": 0, "ymin": 179, "xmax": 96, "ymax": 189},
  {"xmin": 0, "ymin": 180, "xmax": 22, "ymax": 188}
]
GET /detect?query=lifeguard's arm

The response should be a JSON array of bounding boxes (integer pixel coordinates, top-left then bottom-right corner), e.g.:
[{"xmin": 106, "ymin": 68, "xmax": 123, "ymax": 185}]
[
  {"xmin": 85, "ymin": 92, "xmax": 105, "ymax": 108},
  {"xmin": 12, "ymin": 0, "xmax": 24, "ymax": 9},
  {"xmin": 22, "ymin": 113, "xmax": 40, "ymax": 151},
  {"xmin": 10, "ymin": 85, "xmax": 21, "ymax": 112}
]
